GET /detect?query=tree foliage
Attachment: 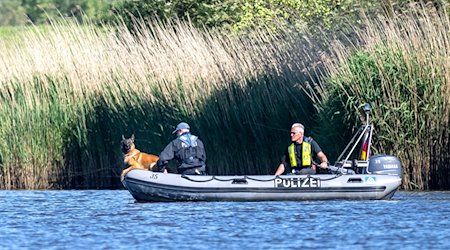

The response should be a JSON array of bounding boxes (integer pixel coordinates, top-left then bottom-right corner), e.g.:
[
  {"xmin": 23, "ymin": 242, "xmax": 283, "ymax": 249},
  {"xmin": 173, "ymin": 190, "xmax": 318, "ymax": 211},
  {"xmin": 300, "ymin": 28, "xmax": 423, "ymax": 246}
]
[
  {"xmin": 0, "ymin": 0, "xmax": 111, "ymax": 25},
  {"xmin": 0, "ymin": 0, "xmax": 28, "ymax": 25},
  {"xmin": 1, "ymin": 0, "xmax": 448, "ymax": 33},
  {"xmin": 108, "ymin": 0, "xmax": 356, "ymax": 32},
  {"xmin": 105, "ymin": 0, "xmax": 401, "ymax": 33},
  {"xmin": 108, "ymin": 0, "xmax": 241, "ymax": 29}
]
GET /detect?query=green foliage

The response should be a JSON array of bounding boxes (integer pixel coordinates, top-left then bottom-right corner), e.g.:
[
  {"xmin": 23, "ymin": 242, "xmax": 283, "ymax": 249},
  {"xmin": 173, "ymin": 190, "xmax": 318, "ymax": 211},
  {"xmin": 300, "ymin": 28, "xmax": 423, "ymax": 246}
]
[
  {"xmin": 0, "ymin": 0, "xmax": 28, "ymax": 25},
  {"xmin": 0, "ymin": 0, "xmax": 111, "ymax": 25},
  {"xmin": 2, "ymin": 0, "xmax": 449, "ymax": 34},
  {"xmin": 106, "ymin": 0, "xmax": 376, "ymax": 33},
  {"xmin": 0, "ymin": 26, "xmax": 23, "ymax": 39},
  {"xmin": 107, "ymin": 0, "xmax": 241, "ymax": 29},
  {"xmin": 231, "ymin": 0, "xmax": 345, "ymax": 31}
]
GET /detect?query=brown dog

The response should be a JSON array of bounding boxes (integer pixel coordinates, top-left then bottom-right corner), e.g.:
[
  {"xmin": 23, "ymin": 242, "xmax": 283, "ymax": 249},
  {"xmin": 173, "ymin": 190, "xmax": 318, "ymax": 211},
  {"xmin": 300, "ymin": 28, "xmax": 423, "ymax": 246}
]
[{"xmin": 120, "ymin": 134, "xmax": 159, "ymax": 181}]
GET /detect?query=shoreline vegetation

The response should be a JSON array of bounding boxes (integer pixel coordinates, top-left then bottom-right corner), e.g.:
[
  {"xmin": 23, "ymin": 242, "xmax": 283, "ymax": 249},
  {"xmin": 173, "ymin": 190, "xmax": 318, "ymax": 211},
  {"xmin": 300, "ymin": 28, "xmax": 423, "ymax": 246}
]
[{"xmin": 0, "ymin": 4, "xmax": 448, "ymax": 190}]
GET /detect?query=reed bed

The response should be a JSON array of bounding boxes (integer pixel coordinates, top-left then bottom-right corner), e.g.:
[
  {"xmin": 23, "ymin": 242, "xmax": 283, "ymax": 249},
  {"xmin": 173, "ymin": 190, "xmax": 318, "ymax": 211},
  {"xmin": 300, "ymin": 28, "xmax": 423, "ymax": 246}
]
[
  {"xmin": 1, "ymin": 5, "xmax": 448, "ymax": 190},
  {"xmin": 315, "ymin": 4, "xmax": 450, "ymax": 190},
  {"xmin": 0, "ymin": 18, "xmax": 325, "ymax": 189}
]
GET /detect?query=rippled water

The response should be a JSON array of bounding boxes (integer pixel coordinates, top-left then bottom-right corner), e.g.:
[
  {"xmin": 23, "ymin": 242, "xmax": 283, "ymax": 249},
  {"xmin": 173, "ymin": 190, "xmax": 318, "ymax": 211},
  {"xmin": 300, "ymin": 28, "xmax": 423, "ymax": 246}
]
[{"xmin": 0, "ymin": 190, "xmax": 449, "ymax": 250}]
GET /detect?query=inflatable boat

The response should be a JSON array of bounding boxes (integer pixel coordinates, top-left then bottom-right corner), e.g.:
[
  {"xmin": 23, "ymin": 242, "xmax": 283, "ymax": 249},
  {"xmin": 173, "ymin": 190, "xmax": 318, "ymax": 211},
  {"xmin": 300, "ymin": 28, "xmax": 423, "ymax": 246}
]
[
  {"xmin": 123, "ymin": 154, "xmax": 401, "ymax": 202},
  {"xmin": 122, "ymin": 104, "xmax": 402, "ymax": 202}
]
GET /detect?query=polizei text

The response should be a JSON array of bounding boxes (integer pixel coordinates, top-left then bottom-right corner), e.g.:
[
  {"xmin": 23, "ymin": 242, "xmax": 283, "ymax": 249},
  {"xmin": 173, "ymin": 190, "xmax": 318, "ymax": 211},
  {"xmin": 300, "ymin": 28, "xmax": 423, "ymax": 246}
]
[{"xmin": 274, "ymin": 177, "xmax": 321, "ymax": 188}]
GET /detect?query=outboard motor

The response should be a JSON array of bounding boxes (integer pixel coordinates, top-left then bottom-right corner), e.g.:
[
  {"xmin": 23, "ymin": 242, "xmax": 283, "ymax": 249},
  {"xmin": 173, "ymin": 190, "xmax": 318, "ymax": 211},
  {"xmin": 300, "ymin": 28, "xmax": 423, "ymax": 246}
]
[{"xmin": 368, "ymin": 155, "xmax": 402, "ymax": 177}]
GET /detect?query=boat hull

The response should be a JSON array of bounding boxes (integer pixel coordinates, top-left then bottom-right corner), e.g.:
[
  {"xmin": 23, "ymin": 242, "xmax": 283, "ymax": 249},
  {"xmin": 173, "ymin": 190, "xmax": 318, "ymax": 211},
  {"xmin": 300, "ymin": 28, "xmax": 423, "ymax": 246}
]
[{"xmin": 123, "ymin": 169, "xmax": 401, "ymax": 202}]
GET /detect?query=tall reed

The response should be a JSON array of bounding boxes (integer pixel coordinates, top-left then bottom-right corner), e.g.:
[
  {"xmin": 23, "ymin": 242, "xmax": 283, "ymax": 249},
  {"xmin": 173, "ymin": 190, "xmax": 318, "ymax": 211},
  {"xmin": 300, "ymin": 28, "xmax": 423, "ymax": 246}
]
[
  {"xmin": 2, "ymin": 5, "xmax": 448, "ymax": 190},
  {"xmin": 315, "ymin": 4, "xmax": 450, "ymax": 190},
  {"xmin": 0, "ymin": 18, "xmax": 327, "ymax": 189}
]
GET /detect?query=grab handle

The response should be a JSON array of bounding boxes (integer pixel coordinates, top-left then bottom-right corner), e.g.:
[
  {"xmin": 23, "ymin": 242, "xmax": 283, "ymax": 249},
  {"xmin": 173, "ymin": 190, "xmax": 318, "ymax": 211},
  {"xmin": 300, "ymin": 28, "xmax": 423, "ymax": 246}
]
[{"xmin": 231, "ymin": 178, "xmax": 248, "ymax": 184}]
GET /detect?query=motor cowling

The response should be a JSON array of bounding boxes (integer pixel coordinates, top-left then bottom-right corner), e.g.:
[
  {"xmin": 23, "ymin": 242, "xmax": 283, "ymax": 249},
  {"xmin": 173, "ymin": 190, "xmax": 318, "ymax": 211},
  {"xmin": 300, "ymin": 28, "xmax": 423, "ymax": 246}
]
[{"xmin": 368, "ymin": 155, "xmax": 402, "ymax": 176}]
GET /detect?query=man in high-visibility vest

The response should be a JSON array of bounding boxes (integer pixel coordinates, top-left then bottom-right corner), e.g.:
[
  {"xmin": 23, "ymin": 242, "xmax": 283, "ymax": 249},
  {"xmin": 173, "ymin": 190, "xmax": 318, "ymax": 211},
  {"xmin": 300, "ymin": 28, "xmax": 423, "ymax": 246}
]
[{"xmin": 274, "ymin": 123, "xmax": 329, "ymax": 176}]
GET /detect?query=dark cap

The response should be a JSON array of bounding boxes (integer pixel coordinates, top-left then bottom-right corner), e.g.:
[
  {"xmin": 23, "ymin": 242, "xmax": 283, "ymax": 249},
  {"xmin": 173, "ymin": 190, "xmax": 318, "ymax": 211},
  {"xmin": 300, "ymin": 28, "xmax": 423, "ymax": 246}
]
[{"xmin": 172, "ymin": 122, "xmax": 190, "ymax": 134}]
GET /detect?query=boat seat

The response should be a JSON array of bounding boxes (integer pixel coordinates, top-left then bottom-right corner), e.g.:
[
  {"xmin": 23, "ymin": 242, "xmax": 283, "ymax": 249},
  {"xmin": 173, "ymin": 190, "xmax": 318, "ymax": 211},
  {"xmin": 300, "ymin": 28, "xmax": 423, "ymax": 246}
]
[
  {"xmin": 335, "ymin": 160, "xmax": 368, "ymax": 169},
  {"xmin": 333, "ymin": 160, "xmax": 368, "ymax": 174},
  {"xmin": 353, "ymin": 160, "xmax": 369, "ymax": 168},
  {"xmin": 328, "ymin": 165, "xmax": 355, "ymax": 175}
]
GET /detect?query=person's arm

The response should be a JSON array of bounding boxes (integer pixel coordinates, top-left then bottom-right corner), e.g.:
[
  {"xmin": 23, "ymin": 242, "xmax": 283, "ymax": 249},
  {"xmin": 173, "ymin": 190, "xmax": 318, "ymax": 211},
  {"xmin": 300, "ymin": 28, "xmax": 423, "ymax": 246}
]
[
  {"xmin": 275, "ymin": 163, "xmax": 286, "ymax": 176},
  {"xmin": 310, "ymin": 139, "xmax": 328, "ymax": 169},
  {"xmin": 198, "ymin": 139, "xmax": 206, "ymax": 161},
  {"xmin": 317, "ymin": 151, "xmax": 329, "ymax": 169},
  {"xmin": 196, "ymin": 139, "xmax": 207, "ymax": 174},
  {"xmin": 275, "ymin": 153, "xmax": 288, "ymax": 176},
  {"xmin": 157, "ymin": 142, "xmax": 175, "ymax": 172}
]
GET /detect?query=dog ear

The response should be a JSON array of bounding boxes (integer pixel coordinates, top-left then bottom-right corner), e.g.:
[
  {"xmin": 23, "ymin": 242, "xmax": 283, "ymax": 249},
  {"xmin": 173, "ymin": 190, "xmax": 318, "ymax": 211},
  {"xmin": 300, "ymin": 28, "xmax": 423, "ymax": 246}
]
[
  {"xmin": 131, "ymin": 134, "xmax": 135, "ymax": 141},
  {"xmin": 122, "ymin": 135, "xmax": 125, "ymax": 140}
]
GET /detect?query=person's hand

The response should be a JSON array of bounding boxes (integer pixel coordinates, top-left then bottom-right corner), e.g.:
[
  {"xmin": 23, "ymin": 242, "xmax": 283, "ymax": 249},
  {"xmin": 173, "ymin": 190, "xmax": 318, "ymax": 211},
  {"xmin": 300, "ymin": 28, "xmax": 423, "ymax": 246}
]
[
  {"xmin": 319, "ymin": 161, "xmax": 329, "ymax": 169},
  {"xmin": 163, "ymin": 169, "xmax": 168, "ymax": 174}
]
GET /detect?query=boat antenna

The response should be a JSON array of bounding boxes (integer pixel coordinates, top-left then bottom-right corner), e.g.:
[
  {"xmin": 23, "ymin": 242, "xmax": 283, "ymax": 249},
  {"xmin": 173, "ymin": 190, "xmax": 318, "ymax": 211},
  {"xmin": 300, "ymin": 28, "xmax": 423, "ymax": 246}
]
[
  {"xmin": 334, "ymin": 103, "xmax": 373, "ymax": 170},
  {"xmin": 363, "ymin": 103, "xmax": 371, "ymax": 126}
]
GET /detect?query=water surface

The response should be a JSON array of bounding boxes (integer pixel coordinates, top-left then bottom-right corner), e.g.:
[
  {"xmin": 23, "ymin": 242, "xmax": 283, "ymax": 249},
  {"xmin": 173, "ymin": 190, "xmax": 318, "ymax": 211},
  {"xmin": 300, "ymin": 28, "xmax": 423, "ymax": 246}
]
[{"xmin": 1, "ymin": 190, "xmax": 449, "ymax": 249}]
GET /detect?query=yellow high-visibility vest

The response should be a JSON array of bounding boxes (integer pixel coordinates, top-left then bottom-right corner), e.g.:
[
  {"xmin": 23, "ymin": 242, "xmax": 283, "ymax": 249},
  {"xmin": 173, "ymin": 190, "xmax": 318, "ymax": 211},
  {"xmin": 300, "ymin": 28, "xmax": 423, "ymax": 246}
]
[{"xmin": 288, "ymin": 141, "xmax": 312, "ymax": 167}]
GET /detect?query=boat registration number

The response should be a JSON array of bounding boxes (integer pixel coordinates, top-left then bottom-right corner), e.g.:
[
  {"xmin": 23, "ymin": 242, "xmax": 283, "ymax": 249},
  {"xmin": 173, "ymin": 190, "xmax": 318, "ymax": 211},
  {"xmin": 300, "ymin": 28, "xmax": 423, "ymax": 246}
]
[{"xmin": 274, "ymin": 177, "xmax": 321, "ymax": 188}]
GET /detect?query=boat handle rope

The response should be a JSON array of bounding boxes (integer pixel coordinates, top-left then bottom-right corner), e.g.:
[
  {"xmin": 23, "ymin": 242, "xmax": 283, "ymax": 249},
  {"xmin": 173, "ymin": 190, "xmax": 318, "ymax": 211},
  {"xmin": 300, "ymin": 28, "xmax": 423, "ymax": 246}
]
[
  {"xmin": 180, "ymin": 175, "xmax": 276, "ymax": 182},
  {"xmin": 180, "ymin": 175, "xmax": 216, "ymax": 182},
  {"xmin": 181, "ymin": 174, "xmax": 341, "ymax": 182}
]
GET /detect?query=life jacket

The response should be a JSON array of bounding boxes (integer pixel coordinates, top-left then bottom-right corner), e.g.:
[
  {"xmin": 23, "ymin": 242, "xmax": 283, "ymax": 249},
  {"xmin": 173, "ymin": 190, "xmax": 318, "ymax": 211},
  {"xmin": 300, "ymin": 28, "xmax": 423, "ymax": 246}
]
[
  {"xmin": 288, "ymin": 138, "xmax": 312, "ymax": 168},
  {"xmin": 178, "ymin": 133, "xmax": 204, "ymax": 166}
]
